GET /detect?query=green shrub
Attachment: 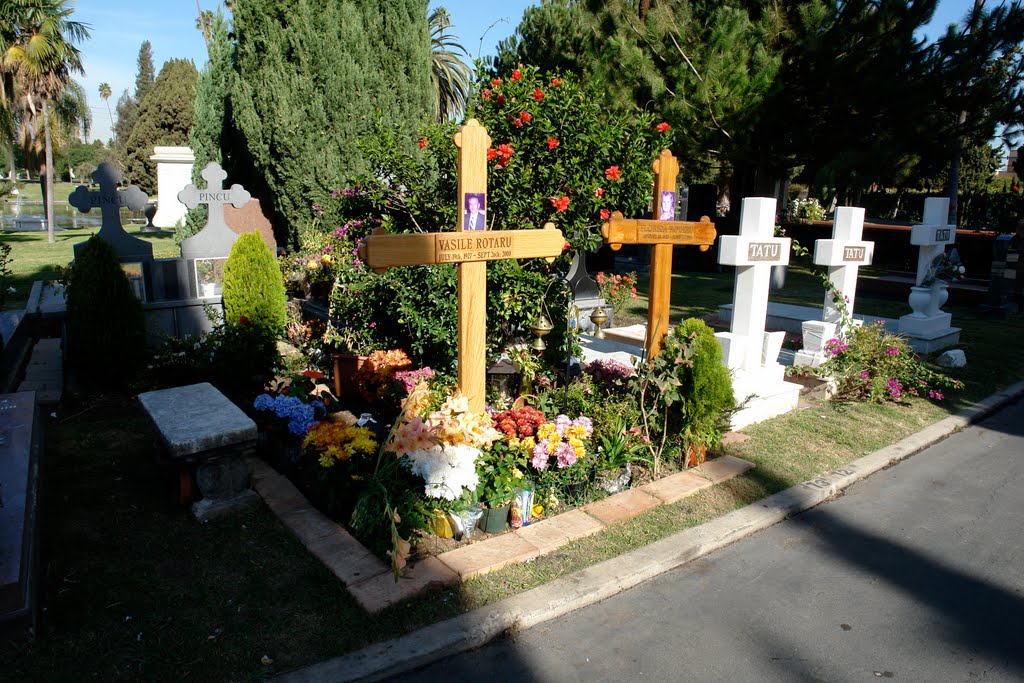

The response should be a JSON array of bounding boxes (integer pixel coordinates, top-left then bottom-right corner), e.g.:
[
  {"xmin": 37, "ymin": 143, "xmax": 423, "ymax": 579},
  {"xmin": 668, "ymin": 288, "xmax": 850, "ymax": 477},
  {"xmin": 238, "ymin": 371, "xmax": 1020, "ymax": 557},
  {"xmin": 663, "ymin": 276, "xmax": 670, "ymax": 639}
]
[
  {"xmin": 671, "ymin": 318, "xmax": 735, "ymax": 449},
  {"xmin": 65, "ymin": 236, "xmax": 146, "ymax": 385},
  {"xmin": 222, "ymin": 232, "xmax": 287, "ymax": 333}
]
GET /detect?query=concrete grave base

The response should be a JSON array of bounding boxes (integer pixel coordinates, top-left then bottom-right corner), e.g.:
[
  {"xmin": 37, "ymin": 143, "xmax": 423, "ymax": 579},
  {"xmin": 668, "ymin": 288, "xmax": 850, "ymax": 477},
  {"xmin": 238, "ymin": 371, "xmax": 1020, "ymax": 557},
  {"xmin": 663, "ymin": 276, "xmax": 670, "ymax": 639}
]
[
  {"xmin": 719, "ymin": 301, "xmax": 897, "ymax": 334},
  {"xmin": 729, "ymin": 367, "xmax": 802, "ymax": 430}
]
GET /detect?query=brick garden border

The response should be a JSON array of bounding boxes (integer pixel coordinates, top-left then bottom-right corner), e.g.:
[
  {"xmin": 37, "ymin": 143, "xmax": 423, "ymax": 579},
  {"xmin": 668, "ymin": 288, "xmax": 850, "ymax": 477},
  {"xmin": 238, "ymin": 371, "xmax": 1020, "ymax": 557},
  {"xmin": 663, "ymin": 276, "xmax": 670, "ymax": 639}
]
[{"xmin": 247, "ymin": 455, "xmax": 753, "ymax": 613}]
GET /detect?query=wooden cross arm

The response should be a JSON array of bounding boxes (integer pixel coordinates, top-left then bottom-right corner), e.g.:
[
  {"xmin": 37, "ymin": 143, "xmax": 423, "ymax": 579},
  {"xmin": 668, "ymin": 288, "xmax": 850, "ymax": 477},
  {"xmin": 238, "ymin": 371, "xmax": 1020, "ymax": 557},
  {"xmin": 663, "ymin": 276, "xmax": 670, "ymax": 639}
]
[
  {"xmin": 359, "ymin": 223, "xmax": 566, "ymax": 273},
  {"xmin": 602, "ymin": 212, "xmax": 716, "ymax": 251}
]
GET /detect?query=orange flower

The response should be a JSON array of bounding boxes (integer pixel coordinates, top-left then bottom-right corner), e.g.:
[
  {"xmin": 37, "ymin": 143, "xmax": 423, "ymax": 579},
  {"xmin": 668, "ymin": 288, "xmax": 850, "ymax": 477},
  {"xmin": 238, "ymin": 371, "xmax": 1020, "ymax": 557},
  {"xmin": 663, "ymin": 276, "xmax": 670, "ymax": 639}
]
[
  {"xmin": 547, "ymin": 137, "xmax": 560, "ymax": 150},
  {"xmin": 550, "ymin": 195, "xmax": 570, "ymax": 212},
  {"xmin": 550, "ymin": 77, "xmax": 562, "ymax": 86},
  {"xmin": 600, "ymin": 208, "xmax": 610, "ymax": 220},
  {"xmin": 492, "ymin": 78, "xmax": 502, "ymax": 87},
  {"xmin": 418, "ymin": 137, "xmax": 428, "ymax": 148},
  {"xmin": 605, "ymin": 165, "xmax": 622, "ymax": 181},
  {"xmin": 656, "ymin": 122, "xmax": 671, "ymax": 132},
  {"xmin": 532, "ymin": 88, "xmax": 544, "ymax": 101},
  {"xmin": 511, "ymin": 68, "xmax": 522, "ymax": 81}
]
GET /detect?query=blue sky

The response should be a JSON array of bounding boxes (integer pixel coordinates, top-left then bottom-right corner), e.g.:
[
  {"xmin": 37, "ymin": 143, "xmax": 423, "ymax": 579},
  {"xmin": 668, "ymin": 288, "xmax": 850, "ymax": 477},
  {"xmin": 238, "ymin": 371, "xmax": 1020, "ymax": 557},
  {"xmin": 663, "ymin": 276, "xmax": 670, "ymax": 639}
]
[{"xmin": 73, "ymin": 0, "xmax": 980, "ymax": 144}]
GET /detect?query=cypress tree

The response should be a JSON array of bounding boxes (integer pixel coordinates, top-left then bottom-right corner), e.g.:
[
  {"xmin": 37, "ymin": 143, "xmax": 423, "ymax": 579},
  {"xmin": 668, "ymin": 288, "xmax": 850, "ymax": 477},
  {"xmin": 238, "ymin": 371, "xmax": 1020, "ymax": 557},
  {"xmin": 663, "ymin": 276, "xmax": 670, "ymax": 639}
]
[
  {"xmin": 222, "ymin": 231, "xmax": 287, "ymax": 333},
  {"xmin": 231, "ymin": 0, "xmax": 433, "ymax": 244},
  {"xmin": 124, "ymin": 58, "xmax": 198, "ymax": 194},
  {"xmin": 184, "ymin": 10, "xmax": 232, "ymax": 241},
  {"xmin": 135, "ymin": 40, "xmax": 156, "ymax": 103}
]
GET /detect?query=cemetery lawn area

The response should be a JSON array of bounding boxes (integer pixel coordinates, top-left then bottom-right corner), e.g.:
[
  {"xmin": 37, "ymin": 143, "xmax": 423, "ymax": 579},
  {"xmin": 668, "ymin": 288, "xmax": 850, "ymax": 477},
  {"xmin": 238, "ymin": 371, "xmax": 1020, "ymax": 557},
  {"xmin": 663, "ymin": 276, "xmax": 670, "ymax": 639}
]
[
  {"xmin": 3, "ymin": 305, "xmax": 1019, "ymax": 679},
  {"xmin": 0, "ymin": 226, "xmax": 179, "ymax": 308}
]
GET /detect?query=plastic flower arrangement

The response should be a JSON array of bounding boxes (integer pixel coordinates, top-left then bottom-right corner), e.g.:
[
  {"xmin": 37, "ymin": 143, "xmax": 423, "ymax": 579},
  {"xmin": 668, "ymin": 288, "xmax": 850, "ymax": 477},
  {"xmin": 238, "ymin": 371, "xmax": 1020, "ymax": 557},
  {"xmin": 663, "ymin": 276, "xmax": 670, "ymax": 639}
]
[
  {"xmin": 303, "ymin": 421, "xmax": 377, "ymax": 468},
  {"xmin": 253, "ymin": 393, "xmax": 325, "ymax": 436},
  {"xmin": 529, "ymin": 415, "xmax": 594, "ymax": 470},
  {"xmin": 921, "ymin": 252, "xmax": 966, "ymax": 286}
]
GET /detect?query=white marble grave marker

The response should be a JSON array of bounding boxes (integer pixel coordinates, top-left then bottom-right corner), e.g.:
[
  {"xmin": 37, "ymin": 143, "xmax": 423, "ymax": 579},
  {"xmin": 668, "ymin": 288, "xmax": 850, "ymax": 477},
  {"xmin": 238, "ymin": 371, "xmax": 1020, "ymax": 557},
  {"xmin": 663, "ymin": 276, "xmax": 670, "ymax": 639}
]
[
  {"xmin": 716, "ymin": 197, "xmax": 790, "ymax": 372},
  {"xmin": 178, "ymin": 161, "xmax": 252, "ymax": 258},
  {"xmin": 910, "ymin": 197, "xmax": 956, "ymax": 286},
  {"xmin": 68, "ymin": 162, "xmax": 152, "ymax": 262},
  {"xmin": 794, "ymin": 207, "xmax": 874, "ymax": 367}
]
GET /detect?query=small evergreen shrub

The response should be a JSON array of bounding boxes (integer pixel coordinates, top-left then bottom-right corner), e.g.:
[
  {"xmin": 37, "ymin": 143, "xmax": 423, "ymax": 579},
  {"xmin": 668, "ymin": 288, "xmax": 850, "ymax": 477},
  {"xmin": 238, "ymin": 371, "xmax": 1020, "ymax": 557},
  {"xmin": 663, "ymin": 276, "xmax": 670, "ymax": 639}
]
[
  {"xmin": 222, "ymin": 231, "xmax": 287, "ymax": 333},
  {"xmin": 65, "ymin": 236, "xmax": 146, "ymax": 385},
  {"xmin": 671, "ymin": 318, "xmax": 735, "ymax": 449}
]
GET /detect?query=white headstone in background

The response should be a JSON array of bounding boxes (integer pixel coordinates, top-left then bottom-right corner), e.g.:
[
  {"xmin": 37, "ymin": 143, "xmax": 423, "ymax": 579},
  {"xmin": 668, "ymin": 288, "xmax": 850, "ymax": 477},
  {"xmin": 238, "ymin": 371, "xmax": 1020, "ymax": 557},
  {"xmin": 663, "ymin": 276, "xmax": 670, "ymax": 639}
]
[
  {"xmin": 715, "ymin": 197, "xmax": 801, "ymax": 429},
  {"xmin": 897, "ymin": 197, "xmax": 961, "ymax": 352},
  {"xmin": 794, "ymin": 206, "xmax": 874, "ymax": 367},
  {"xmin": 150, "ymin": 146, "xmax": 195, "ymax": 228}
]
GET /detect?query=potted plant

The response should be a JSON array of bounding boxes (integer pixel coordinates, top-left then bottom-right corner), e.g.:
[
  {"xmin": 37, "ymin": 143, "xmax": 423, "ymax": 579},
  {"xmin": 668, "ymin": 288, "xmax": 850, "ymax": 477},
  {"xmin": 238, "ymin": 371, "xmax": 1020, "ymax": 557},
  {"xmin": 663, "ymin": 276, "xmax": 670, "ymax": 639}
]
[{"xmin": 476, "ymin": 441, "xmax": 526, "ymax": 533}]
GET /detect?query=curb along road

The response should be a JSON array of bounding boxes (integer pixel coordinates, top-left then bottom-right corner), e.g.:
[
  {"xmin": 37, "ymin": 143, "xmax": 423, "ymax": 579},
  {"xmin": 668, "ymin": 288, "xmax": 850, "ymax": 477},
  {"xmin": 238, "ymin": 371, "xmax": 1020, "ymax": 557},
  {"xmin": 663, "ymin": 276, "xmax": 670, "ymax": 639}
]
[{"xmin": 276, "ymin": 380, "xmax": 1024, "ymax": 683}]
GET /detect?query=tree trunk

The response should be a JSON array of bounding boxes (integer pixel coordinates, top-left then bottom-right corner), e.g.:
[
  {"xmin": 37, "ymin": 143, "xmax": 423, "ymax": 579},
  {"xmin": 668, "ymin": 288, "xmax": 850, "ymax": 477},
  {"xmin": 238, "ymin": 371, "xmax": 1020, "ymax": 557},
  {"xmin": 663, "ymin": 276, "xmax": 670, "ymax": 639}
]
[
  {"xmin": 5, "ymin": 141, "xmax": 14, "ymax": 181},
  {"xmin": 44, "ymin": 99, "xmax": 56, "ymax": 244},
  {"xmin": 947, "ymin": 110, "xmax": 966, "ymax": 227}
]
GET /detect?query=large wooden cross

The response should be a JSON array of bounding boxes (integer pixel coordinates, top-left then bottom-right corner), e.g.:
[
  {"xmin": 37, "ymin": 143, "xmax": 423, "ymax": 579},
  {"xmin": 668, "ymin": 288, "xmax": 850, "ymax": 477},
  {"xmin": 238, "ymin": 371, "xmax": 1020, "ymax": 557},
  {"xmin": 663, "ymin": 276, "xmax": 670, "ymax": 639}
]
[
  {"xmin": 600, "ymin": 150, "xmax": 717, "ymax": 357},
  {"xmin": 358, "ymin": 120, "xmax": 566, "ymax": 413}
]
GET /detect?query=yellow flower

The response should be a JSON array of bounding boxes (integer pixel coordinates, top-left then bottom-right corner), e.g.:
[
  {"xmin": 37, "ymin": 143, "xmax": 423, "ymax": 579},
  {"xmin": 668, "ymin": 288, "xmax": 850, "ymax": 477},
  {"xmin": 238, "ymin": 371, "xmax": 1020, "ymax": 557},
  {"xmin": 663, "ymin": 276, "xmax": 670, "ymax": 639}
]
[
  {"xmin": 443, "ymin": 393, "xmax": 471, "ymax": 415},
  {"xmin": 532, "ymin": 504, "xmax": 544, "ymax": 517},
  {"xmin": 520, "ymin": 436, "xmax": 536, "ymax": 451},
  {"xmin": 511, "ymin": 468, "xmax": 524, "ymax": 480},
  {"xmin": 318, "ymin": 452, "xmax": 335, "ymax": 468},
  {"xmin": 306, "ymin": 259, "xmax": 319, "ymax": 270}
]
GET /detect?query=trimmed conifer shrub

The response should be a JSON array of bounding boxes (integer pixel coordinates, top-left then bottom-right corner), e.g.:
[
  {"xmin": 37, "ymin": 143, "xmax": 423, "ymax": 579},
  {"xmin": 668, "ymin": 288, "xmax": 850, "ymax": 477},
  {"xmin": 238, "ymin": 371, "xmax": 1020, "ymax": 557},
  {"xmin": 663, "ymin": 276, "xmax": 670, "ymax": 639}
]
[
  {"xmin": 222, "ymin": 231, "xmax": 287, "ymax": 333},
  {"xmin": 65, "ymin": 236, "xmax": 146, "ymax": 385},
  {"xmin": 671, "ymin": 317, "xmax": 735, "ymax": 448}
]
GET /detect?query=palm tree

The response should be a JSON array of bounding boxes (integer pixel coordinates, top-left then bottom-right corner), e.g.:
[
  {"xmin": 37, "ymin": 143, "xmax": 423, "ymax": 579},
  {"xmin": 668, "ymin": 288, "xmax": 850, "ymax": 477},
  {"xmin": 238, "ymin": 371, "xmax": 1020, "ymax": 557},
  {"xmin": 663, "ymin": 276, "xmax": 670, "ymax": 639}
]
[
  {"xmin": 98, "ymin": 80, "xmax": 112, "ymax": 130},
  {"xmin": 1, "ymin": 0, "xmax": 90, "ymax": 243},
  {"xmin": 429, "ymin": 6, "xmax": 471, "ymax": 122}
]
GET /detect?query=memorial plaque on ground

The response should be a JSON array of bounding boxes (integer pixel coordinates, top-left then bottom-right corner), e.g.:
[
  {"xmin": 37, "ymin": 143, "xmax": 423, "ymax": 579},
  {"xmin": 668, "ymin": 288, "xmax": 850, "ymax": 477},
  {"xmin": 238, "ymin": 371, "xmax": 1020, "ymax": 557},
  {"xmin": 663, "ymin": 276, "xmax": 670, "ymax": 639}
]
[{"xmin": 0, "ymin": 391, "xmax": 40, "ymax": 628}]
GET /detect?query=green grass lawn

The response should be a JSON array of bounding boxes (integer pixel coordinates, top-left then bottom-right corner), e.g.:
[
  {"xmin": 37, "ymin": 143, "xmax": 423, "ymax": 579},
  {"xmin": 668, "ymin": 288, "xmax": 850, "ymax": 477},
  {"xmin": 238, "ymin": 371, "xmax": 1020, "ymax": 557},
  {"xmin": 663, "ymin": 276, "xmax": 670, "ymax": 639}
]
[
  {"xmin": 0, "ymin": 225, "xmax": 179, "ymax": 308},
  {"xmin": 3, "ymin": 249, "xmax": 1022, "ymax": 678}
]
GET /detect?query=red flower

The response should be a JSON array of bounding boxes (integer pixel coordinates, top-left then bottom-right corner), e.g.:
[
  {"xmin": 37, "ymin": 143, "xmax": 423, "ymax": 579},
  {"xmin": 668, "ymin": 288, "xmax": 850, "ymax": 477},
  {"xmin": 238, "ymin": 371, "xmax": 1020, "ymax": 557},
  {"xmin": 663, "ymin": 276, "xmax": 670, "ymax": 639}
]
[
  {"xmin": 532, "ymin": 88, "xmax": 544, "ymax": 101},
  {"xmin": 487, "ymin": 147, "xmax": 498, "ymax": 160},
  {"xmin": 656, "ymin": 122, "xmax": 671, "ymax": 132},
  {"xmin": 547, "ymin": 137, "xmax": 560, "ymax": 150},
  {"xmin": 302, "ymin": 370, "xmax": 326, "ymax": 379},
  {"xmin": 562, "ymin": 241, "xmax": 571, "ymax": 251},
  {"xmin": 482, "ymin": 88, "xmax": 491, "ymax": 101},
  {"xmin": 418, "ymin": 137, "xmax": 428, "ymax": 148},
  {"xmin": 497, "ymin": 143, "xmax": 515, "ymax": 158},
  {"xmin": 600, "ymin": 208, "xmax": 610, "ymax": 220},
  {"xmin": 499, "ymin": 156, "xmax": 511, "ymax": 167},
  {"xmin": 550, "ymin": 195, "xmax": 570, "ymax": 212},
  {"xmin": 605, "ymin": 165, "xmax": 622, "ymax": 181},
  {"xmin": 550, "ymin": 78, "xmax": 562, "ymax": 86},
  {"xmin": 594, "ymin": 187, "xmax": 605, "ymax": 198},
  {"xmin": 492, "ymin": 78, "xmax": 502, "ymax": 87},
  {"xmin": 496, "ymin": 93, "xmax": 505, "ymax": 105},
  {"xmin": 511, "ymin": 68, "xmax": 522, "ymax": 81},
  {"xmin": 520, "ymin": 111, "xmax": 532, "ymax": 123},
  {"xmin": 513, "ymin": 117, "xmax": 523, "ymax": 128},
  {"xmin": 239, "ymin": 315, "xmax": 249, "ymax": 325}
]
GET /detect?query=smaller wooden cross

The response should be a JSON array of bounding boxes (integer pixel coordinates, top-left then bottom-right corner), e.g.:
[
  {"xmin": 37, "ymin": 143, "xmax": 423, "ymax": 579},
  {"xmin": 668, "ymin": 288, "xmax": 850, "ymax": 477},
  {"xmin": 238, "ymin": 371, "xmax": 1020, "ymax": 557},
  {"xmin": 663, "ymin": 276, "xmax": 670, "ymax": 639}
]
[
  {"xmin": 68, "ymin": 162, "xmax": 152, "ymax": 262},
  {"xmin": 358, "ymin": 120, "xmax": 565, "ymax": 413},
  {"xmin": 178, "ymin": 162, "xmax": 253, "ymax": 260},
  {"xmin": 600, "ymin": 150, "xmax": 717, "ymax": 357}
]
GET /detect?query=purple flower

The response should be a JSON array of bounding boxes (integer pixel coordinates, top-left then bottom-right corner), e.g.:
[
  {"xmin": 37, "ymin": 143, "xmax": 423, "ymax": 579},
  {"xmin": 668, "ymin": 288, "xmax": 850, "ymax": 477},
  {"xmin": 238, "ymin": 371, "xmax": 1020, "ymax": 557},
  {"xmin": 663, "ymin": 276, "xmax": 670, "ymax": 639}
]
[
  {"xmin": 825, "ymin": 338, "xmax": 848, "ymax": 357},
  {"xmin": 333, "ymin": 225, "xmax": 349, "ymax": 239},
  {"xmin": 322, "ymin": 245, "xmax": 333, "ymax": 253},
  {"xmin": 531, "ymin": 443, "xmax": 549, "ymax": 470},
  {"xmin": 858, "ymin": 370, "xmax": 870, "ymax": 380},
  {"xmin": 886, "ymin": 379, "xmax": 903, "ymax": 399},
  {"xmin": 555, "ymin": 441, "xmax": 577, "ymax": 468},
  {"xmin": 928, "ymin": 389, "xmax": 944, "ymax": 400},
  {"xmin": 885, "ymin": 346, "xmax": 899, "ymax": 356}
]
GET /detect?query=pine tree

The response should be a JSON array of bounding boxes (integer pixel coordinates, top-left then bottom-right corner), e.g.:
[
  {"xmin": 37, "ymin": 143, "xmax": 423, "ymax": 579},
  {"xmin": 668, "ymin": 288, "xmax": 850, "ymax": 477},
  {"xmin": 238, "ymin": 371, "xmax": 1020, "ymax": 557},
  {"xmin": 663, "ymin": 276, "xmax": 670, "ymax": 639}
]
[
  {"xmin": 231, "ymin": 0, "xmax": 433, "ymax": 244},
  {"xmin": 184, "ymin": 10, "xmax": 232, "ymax": 241},
  {"xmin": 135, "ymin": 40, "xmax": 155, "ymax": 103},
  {"xmin": 123, "ymin": 59, "xmax": 198, "ymax": 194},
  {"xmin": 112, "ymin": 87, "xmax": 136, "ymax": 154}
]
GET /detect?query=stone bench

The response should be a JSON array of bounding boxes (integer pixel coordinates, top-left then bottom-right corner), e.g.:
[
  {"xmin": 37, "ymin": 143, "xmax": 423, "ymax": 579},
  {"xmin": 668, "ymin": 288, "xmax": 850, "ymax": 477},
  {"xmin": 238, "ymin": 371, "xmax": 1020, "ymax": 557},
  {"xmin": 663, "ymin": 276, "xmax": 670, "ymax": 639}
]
[
  {"xmin": 137, "ymin": 382, "xmax": 259, "ymax": 520},
  {"xmin": 0, "ymin": 391, "xmax": 42, "ymax": 638}
]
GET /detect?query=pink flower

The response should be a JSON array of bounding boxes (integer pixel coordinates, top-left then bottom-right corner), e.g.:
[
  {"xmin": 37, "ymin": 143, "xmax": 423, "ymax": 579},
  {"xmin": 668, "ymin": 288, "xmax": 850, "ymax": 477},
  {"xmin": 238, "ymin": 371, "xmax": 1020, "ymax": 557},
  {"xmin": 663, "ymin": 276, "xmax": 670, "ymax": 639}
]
[
  {"xmin": 859, "ymin": 370, "xmax": 870, "ymax": 380},
  {"xmin": 885, "ymin": 346, "xmax": 899, "ymax": 356},
  {"xmin": 928, "ymin": 389, "xmax": 944, "ymax": 400}
]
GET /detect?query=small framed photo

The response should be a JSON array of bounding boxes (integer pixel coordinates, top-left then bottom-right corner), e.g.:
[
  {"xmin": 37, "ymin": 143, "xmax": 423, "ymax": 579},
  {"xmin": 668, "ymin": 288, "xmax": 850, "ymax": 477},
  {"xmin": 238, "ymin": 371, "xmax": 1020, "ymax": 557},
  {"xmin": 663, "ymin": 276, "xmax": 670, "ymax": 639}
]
[
  {"xmin": 659, "ymin": 190, "xmax": 676, "ymax": 220},
  {"xmin": 464, "ymin": 192, "xmax": 486, "ymax": 231}
]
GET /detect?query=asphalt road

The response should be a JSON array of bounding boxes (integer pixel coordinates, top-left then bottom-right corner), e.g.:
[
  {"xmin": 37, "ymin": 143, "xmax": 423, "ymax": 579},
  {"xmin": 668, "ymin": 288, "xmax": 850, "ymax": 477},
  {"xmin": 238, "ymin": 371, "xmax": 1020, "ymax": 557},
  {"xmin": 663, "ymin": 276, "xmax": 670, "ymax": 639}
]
[{"xmin": 403, "ymin": 398, "xmax": 1024, "ymax": 682}]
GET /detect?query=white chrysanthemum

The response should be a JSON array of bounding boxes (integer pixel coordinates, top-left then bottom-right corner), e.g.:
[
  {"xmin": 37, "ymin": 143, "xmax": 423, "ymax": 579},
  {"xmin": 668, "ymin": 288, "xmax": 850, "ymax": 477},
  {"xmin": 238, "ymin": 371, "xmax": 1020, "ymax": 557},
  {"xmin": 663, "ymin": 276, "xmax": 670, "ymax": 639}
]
[{"xmin": 404, "ymin": 444, "xmax": 480, "ymax": 501}]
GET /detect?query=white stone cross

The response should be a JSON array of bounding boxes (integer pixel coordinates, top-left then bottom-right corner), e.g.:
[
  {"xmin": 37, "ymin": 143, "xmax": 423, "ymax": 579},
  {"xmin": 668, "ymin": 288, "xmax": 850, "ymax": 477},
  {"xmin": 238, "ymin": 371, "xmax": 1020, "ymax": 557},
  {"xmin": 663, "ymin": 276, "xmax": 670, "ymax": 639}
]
[
  {"xmin": 178, "ymin": 162, "xmax": 251, "ymax": 234},
  {"xmin": 68, "ymin": 161, "xmax": 152, "ymax": 261},
  {"xmin": 814, "ymin": 206, "xmax": 873, "ymax": 323},
  {"xmin": 717, "ymin": 197, "xmax": 790, "ymax": 372},
  {"xmin": 910, "ymin": 197, "xmax": 956, "ymax": 286}
]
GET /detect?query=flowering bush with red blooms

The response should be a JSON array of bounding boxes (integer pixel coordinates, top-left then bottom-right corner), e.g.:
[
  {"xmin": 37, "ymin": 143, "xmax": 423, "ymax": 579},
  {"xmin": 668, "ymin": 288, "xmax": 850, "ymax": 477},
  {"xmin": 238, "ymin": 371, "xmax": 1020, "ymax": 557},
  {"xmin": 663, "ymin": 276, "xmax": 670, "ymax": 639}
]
[
  {"xmin": 470, "ymin": 64, "xmax": 672, "ymax": 252},
  {"xmin": 596, "ymin": 271, "xmax": 638, "ymax": 314},
  {"xmin": 492, "ymin": 406, "xmax": 547, "ymax": 440}
]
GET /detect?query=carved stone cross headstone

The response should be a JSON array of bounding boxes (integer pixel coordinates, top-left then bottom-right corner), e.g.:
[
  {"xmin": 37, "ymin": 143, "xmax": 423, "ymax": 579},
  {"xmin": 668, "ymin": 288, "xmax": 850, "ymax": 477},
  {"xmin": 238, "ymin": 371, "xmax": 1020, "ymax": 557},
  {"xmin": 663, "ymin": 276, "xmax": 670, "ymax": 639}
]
[
  {"xmin": 794, "ymin": 206, "xmax": 874, "ymax": 367},
  {"xmin": 178, "ymin": 162, "xmax": 252, "ymax": 262},
  {"xmin": 68, "ymin": 162, "xmax": 152, "ymax": 262},
  {"xmin": 909, "ymin": 197, "xmax": 956, "ymax": 287},
  {"xmin": 358, "ymin": 120, "xmax": 565, "ymax": 413},
  {"xmin": 716, "ymin": 197, "xmax": 790, "ymax": 373}
]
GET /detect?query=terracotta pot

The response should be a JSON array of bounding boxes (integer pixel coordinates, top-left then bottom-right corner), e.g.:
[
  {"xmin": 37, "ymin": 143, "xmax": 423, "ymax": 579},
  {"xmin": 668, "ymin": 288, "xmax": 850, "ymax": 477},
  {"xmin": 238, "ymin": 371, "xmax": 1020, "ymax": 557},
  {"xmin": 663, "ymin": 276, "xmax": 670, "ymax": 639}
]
[
  {"xmin": 331, "ymin": 353, "xmax": 368, "ymax": 398},
  {"xmin": 685, "ymin": 443, "xmax": 707, "ymax": 468}
]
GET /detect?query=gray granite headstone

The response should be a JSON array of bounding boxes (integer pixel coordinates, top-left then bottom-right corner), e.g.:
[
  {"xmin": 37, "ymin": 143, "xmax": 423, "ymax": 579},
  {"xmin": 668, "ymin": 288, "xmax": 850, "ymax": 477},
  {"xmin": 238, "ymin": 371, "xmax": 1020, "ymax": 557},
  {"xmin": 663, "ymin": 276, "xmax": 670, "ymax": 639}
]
[
  {"xmin": 566, "ymin": 250, "xmax": 613, "ymax": 334},
  {"xmin": 0, "ymin": 391, "xmax": 39, "ymax": 623},
  {"xmin": 178, "ymin": 162, "xmax": 252, "ymax": 262},
  {"xmin": 68, "ymin": 162, "xmax": 153, "ymax": 262},
  {"xmin": 137, "ymin": 382, "xmax": 256, "ymax": 459}
]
